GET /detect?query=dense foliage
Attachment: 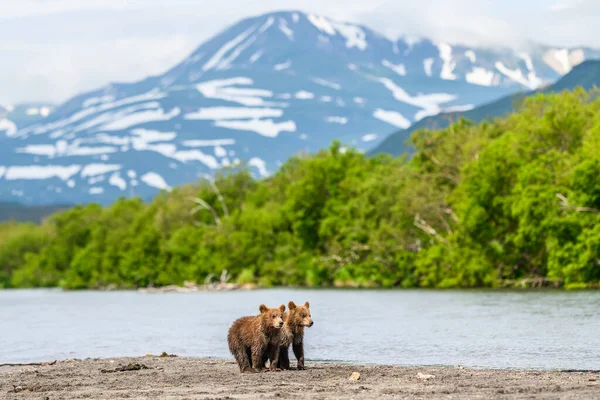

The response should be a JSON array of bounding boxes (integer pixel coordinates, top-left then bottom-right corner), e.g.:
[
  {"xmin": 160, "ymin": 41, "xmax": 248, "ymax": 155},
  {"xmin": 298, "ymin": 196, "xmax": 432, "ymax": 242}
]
[{"xmin": 2, "ymin": 89, "xmax": 599, "ymax": 289}]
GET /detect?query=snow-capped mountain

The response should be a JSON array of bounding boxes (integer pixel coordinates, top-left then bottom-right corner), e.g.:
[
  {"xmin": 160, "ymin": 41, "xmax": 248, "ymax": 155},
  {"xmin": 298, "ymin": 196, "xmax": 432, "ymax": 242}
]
[{"xmin": 1, "ymin": 11, "xmax": 598, "ymax": 205}]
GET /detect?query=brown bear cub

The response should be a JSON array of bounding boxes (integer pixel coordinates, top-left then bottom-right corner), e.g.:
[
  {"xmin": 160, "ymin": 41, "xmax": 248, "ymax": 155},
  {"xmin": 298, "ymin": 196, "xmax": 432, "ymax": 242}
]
[
  {"xmin": 269, "ymin": 301, "xmax": 313, "ymax": 370},
  {"xmin": 228, "ymin": 304, "xmax": 285, "ymax": 373}
]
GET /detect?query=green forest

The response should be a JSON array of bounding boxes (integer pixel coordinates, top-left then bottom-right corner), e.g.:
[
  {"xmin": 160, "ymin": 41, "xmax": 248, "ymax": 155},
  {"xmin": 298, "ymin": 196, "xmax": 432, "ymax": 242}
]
[{"xmin": 2, "ymin": 89, "xmax": 600, "ymax": 290}]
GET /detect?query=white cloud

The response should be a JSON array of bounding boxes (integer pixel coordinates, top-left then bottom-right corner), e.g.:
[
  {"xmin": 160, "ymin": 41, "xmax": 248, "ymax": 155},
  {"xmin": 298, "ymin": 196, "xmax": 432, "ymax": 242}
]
[
  {"xmin": 0, "ymin": 0, "xmax": 597, "ymax": 103},
  {"xmin": 0, "ymin": 36, "xmax": 195, "ymax": 104}
]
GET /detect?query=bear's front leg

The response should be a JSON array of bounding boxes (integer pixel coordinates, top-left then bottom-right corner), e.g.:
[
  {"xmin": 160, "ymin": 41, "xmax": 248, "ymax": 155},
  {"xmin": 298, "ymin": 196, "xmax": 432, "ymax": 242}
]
[
  {"xmin": 251, "ymin": 343, "xmax": 267, "ymax": 372},
  {"xmin": 278, "ymin": 346, "xmax": 290, "ymax": 370},
  {"xmin": 268, "ymin": 344, "xmax": 281, "ymax": 372},
  {"xmin": 292, "ymin": 341, "xmax": 305, "ymax": 370}
]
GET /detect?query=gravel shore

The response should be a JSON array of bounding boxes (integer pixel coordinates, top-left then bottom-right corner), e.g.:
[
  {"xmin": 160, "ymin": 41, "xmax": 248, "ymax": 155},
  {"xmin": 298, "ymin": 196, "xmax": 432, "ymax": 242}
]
[{"xmin": 1, "ymin": 356, "xmax": 599, "ymax": 399}]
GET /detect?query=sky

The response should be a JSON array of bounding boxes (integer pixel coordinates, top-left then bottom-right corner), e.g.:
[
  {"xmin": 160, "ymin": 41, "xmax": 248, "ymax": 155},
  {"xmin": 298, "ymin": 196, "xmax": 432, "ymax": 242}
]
[{"xmin": 0, "ymin": 0, "xmax": 597, "ymax": 105}]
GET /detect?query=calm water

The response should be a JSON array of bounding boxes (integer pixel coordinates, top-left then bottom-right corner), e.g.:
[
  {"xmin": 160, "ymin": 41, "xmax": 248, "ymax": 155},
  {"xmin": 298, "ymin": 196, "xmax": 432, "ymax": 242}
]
[{"xmin": 1, "ymin": 289, "xmax": 599, "ymax": 369}]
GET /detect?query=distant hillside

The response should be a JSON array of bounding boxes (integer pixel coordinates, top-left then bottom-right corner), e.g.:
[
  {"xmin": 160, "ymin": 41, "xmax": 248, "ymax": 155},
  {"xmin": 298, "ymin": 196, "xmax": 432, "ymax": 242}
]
[
  {"xmin": 0, "ymin": 202, "xmax": 70, "ymax": 223},
  {"xmin": 371, "ymin": 60, "xmax": 600, "ymax": 156}
]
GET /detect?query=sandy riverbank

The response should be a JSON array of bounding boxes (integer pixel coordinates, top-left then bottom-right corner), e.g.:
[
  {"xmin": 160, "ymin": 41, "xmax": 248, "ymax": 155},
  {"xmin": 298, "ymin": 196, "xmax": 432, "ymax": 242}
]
[{"xmin": 1, "ymin": 356, "xmax": 598, "ymax": 399}]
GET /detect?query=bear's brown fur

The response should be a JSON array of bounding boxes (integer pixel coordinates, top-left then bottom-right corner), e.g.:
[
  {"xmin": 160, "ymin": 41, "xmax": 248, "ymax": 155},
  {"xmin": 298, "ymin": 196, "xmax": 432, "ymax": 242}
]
[
  {"xmin": 228, "ymin": 304, "xmax": 285, "ymax": 373},
  {"xmin": 269, "ymin": 301, "xmax": 313, "ymax": 370}
]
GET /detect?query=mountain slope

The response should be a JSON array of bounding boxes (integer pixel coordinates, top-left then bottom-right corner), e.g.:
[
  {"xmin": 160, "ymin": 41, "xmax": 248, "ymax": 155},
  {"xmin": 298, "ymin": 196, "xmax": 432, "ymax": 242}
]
[
  {"xmin": 1, "ymin": 11, "xmax": 598, "ymax": 205},
  {"xmin": 0, "ymin": 103, "xmax": 54, "ymax": 138},
  {"xmin": 371, "ymin": 60, "xmax": 600, "ymax": 156},
  {"xmin": 0, "ymin": 202, "xmax": 70, "ymax": 223}
]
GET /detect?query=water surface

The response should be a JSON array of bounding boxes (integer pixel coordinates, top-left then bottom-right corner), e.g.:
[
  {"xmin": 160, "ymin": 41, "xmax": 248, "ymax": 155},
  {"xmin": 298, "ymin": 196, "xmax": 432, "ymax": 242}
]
[{"xmin": 1, "ymin": 289, "xmax": 599, "ymax": 369}]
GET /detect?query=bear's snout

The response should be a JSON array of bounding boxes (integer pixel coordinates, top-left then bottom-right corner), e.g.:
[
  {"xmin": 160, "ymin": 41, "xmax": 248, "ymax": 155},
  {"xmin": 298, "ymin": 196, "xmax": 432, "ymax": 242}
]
[
  {"xmin": 309, "ymin": 321, "xmax": 314, "ymax": 327},
  {"xmin": 279, "ymin": 321, "xmax": 284, "ymax": 327}
]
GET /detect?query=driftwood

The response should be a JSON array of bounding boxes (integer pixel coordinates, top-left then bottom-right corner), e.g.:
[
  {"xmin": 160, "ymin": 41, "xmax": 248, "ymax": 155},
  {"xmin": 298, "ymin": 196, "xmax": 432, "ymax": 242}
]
[
  {"xmin": 101, "ymin": 363, "xmax": 150, "ymax": 373},
  {"xmin": 561, "ymin": 369, "xmax": 600, "ymax": 374},
  {"xmin": 138, "ymin": 269, "xmax": 256, "ymax": 293},
  {"xmin": 0, "ymin": 360, "xmax": 56, "ymax": 367}
]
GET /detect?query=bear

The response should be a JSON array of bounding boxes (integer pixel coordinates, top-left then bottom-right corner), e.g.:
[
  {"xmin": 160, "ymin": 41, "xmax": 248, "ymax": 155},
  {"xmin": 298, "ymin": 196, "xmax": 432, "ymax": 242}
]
[
  {"xmin": 268, "ymin": 301, "xmax": 313, "ymax": 370},
  {"xmin": 228, "ymin": 304, "xmax": 285, "ymax": 373}
]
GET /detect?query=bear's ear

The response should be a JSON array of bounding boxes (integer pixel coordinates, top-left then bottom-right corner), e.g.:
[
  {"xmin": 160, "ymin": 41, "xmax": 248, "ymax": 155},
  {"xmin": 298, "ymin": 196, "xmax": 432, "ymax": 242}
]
[
  {"xmin": 304, "ymin": 301, "xmax": 310, "ymax": 308},
  {"xmin": 259, "ymin": 304, "xmax": 268, "ymax": 313},
  {"xmin": 288, "ymin": 301, "xmax": 296, "ymax": 310},
  {"xmin": 279, "ymin": 304, "xmax": 286, "ymax": 313}
]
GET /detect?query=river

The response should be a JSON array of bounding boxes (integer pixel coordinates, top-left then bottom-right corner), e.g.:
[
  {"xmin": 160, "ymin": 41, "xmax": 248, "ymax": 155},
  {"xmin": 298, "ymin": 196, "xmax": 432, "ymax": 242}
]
[{"xmin": 1, "ymin": 288, "xmax": 598, "ymax": 369}]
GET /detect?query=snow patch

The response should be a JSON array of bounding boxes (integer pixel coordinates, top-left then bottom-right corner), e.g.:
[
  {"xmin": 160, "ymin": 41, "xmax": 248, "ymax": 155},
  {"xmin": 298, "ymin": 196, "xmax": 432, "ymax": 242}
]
[
  {"xmin": 361, "ymin": 134, "xmax": 378, "ymax": 142},
  {"xmin": 88, "ymin": 176, "xmax": 105, "ymax": 185},
  {"xmin": 16, "ymin": 144, "xmax": 56, "ymax": 157},
  {"xmin": 214, "ymin": 146, "xmax": 227, "ymax": 157},
  {"xmin": 295, "ymin": 90, "xmax": 314, "ymax": 100},
  {"xmin": 437, "ymin": 43, "xmax": 457, "ymax": 80},
  {"xmin": 101, "ymin": 107, "xmax": 180, "ymax": 131},
  {"xmin": 18, "ymin": 90, "xmax": 167, "ymax": 137},
  {"xmin": 443, "ymin": 104, "xmax": 474, "ymax": 113},
  {"xmin": 518, "ymin": 53, "xmax": 535, "ymax": 71},
  {"xmin": 67, "ymin": 146, "xmax": 119, "ymax": 156},
  {"xmin": 249, "ymin": 157, "xmax": 269, "ymax": 177},
  {"xmin": 182, "ymin": 139, "xmax": 236, "ymax": 147},
  {"xmin": 423, "ymin": 58, "xmax": 434, "ymax": 77},
  {"xmin": 249, "ymin": 50, "xmax": 263, "ymax": 63},
  {"xmin": 81, "ymin": 164, "xmax": 121, "ymax": 177},
  {"xmin": 543, "ymin": 48, "xmax": 585, "ymax": 75},
  {"xmin": 196, "ymin": 77, "xmax": 279, "ymax": 107},
  {"xmin": 377, "ymin": 77, "xmax": 456, "ymax": 120},
  {"xmin": 325, "ymin": 116, "xmax": 348, "ymax": 124},
  {"xmin": 130, "ymin": 128, "xmax": 177, "ymax": 142},
  {"xmin": 203, "ymin": 25, "xmax": 256, "ymax": 71},
  {"xmin": 215, "ymin": 119, "xmax": 296, "ymax": 138},
  {"xmin": 279, "ymin": 18, "xmax": 294, "ymax": 39},
  {"xmin": 215, "ymin": 34, "xmax": 258, "ymax": 70},
  {"xmin": 258, "ymin": 17, "xmax": 274, "ymax": 33},
  {"xmin": 5, "ymin": 165, "xmax": 81, "ymax": 181},
  {"xmin": 373, "ymin": 109, "xmax": 410, "ymax": 129},
  {"xmin": 313, "ymin": 78, "xmax": 341, "ymax": 90},
  {"xmin": 382, "ymin": 60, "xmax": 407, "ymax": 76},
  {"xmin": 141, "ymin": 172, "xmax": 171, "ymax": 191},
  {"xmin": 173, "ymin": 150, "xmax": 219, "ymax": 168},
  {"xmin": 495, "ymin": 62, "xmax": 541, "ymax": 89},
  {"xmin": 83, "ymin": 95, "xmax": 115, "ymax": 108},
  {"xmin": 274, "ymin": 60, "xmax": 292, "ymax": 71},
  {"xmin": 466, "ymin": 67, "xmax": 496, "ymax": 86},
  {"xmin": 185, "ymin": 107, "xmax": 283, "ymax": 120},
  {"xmin": 331, "ymin": 22, "xmax": 367, "ymax": 50},
  {"xmin": 26, "ymin": 107, "xmax": 51, "ymax": 117},
  {"xmin": 464, "ymin": 50, "xmax": 476, "ymax": 63},
  {"xmin": 307, "ymin": 14, "xmax": 367, "ymax": 50},
  {"xmin": 0, "ymin": 118, "xmax": 17, "ymax": 136},
  {"xmin": 307, "ymin": 14, "xmax": 336, "ymax": 35},
  {"xmin": 109, "ymin": 172, "xmax": 127, "ymax": 191}
]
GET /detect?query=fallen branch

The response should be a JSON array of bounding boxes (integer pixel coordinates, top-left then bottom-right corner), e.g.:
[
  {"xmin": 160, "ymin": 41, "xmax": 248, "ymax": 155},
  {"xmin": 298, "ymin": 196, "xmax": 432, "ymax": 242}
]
[
  {"xmin": 0, "ymin": 360, "xmax": 56, "ymax": 367},
  {"xmin": 414, "ymin": 214, "xmax": 449, "ymax": 245},
  {"xmin": 207, "ymin": 178, "xmax": 229, "ymax": 218},
  {"xmin": 556, "ymin": 193, "xmax": 600, "ymax": 214},
  {"xmin": 190, "ymin": 197, "xmax": 222, "ymax": 225}
]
